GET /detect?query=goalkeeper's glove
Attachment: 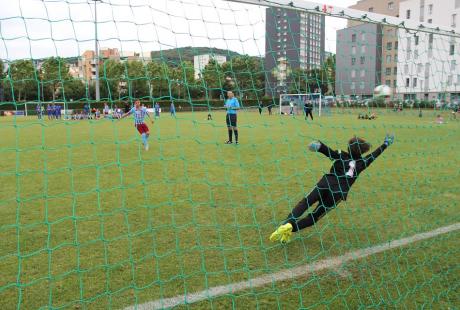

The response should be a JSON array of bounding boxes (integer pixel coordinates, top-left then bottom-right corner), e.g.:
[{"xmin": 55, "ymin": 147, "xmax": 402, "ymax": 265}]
[
  {"xmin": 384, "ymin": 134, "xmax": 395, "ymax": 146},
  {"xmin": 308, "ymin": 141, "xmax": 321, "ymax": 152}
]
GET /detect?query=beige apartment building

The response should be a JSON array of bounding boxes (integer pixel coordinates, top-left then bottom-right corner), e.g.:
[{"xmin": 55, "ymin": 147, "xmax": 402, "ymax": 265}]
[
  {"xmin": 349, "ymin": 0, "xmax": 402, "ymax": 92},
  {"xmin": 79, "ymin": 48, "xmax": 120, "ymax": 81}
]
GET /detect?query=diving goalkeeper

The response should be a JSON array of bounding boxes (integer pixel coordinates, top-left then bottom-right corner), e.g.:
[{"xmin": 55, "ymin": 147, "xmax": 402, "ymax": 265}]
[{"xmin": 270, "ymin": 134, "xmax": 395, "ymax": 243}]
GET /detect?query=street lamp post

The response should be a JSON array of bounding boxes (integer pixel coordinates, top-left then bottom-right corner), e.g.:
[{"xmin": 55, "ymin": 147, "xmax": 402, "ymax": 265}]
[{"xmin": 93, "ymin": 0, "xmax": 101, "ymax": 102}]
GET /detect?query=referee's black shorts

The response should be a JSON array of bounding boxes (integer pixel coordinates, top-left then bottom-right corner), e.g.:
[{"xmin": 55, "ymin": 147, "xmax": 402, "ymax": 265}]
[{"xmin": 226, "ymin": 113, "xmax": 237, "ymax": 127}]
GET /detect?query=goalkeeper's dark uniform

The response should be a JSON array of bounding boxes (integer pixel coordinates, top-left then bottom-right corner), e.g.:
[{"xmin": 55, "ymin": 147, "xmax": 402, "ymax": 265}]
[{"xmin": 285, "ymin": 141, "xmax": 388, "ymax": 232}]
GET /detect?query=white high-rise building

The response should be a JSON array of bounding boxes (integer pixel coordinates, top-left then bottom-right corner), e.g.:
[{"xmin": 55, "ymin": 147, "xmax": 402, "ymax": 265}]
[
  {"xmin": 193, "ymin": 54, "xmax": 227, "ymax": 79},
  {"xmin": 397, "ymin": 0, "xmax": 460, "ymax": 102}
]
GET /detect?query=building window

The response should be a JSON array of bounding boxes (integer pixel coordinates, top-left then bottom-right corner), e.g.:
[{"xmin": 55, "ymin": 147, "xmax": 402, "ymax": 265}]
[
  {"xmin": 413, "ymin": 78, "xmax": 417, "ymax": 87},
  {"xmin": 394, "ymin": 67, "xmax": 398, "ymax": 75},
  {"xmin": 360, "ymin": 69, "xmax": 365, "ymax": 77},
  {"xmin": 393, "ymin": 80, "xmax": 397, "ymax": 88},
  {"xmin": 415, "ymin": 36, "xmax": 419, "ymax": 45},
  {"xmin": 351, "ymin": 69, "xmax": 356, "ymax": 78},
  {"xmin": 394, "ymin": 55, "xmax": 398, "ymax": 62},
  {"xmin": 406, "ymin": 78, "xmax": 410, "ymax": 87},
  {"xmin": 450, "ymin": 44, "xmax": 455, "ymax": 55},
  {"xmin": 351, "ymin": 57, "xmax": 356, "ymax": 65},
  {"xmin": 451, "ymin": 60, "xmax": 457, "ymax": 71},
  {"xmin": 386, "ymin": 68, "xmax": 392, "ymax": 76},
  {"xmin": 361, "ymin": 33, "xmax": 366, "ymax": 41},
  {"xmin": 395, "ymin": 41, "xmax": 398, "ymax": 49},
  {"xmin": 352, "ymin": 46, "xmax": 357, "ymax": 55},
  {"xmin": 428, "ymin": 4, "xmax": 433, "ymax": 14},
  {"xmin": 361, "ymin": 45, "xmax": 366, "ymax": 53},
  {"xmin": 447, "ymin": 75, "xmax": 453, "ymax": 86},
  {"xmin": 428, "ymin": 19, "xmax": 432, "ymax": 23},
  {"xmin": 418, "ymin": 63, "xmax": 423, "ymax": 74},
  {"xmin": 386, "ymin": 55, "xmax": 392, "ymax": 63},
  {"xmin": 388, "ymin": 2, "xmax": 394, "ymax": 10},
  {"xmin": 351, "ymin": 82, "xmax": 355, "ymax": 90},
  {"xmin": 360, "ymin": 81, "xmax": 365, "ymax": 89},
  {"xmin": 360, "ymin": 56, "xmax": 365, "ymax": 64},
  {"xmin": 369, "ymin": 7, "xmax": 374, "ymax": 12},
  {"xmin": 387, "ymin": 42, "xmax": 393, "ymax": 50},
  {"xmin": 452, "ymin": 14, "xmax": 457, "ymax": 27},
  {"xmin": 406, "ymin": 10, "xmax": 411, "ymax": 19},
  {"xmin": 404, "ymin": 64, "xmax": 409, "ymax": 74},
  {"xmin": 386, "ymin": 80, "xmax": 391, "ymax": 86},
  {"xmin": 352, "ymin": 34, "xmax": 356, "ymax": 42},
  {"xmin": 414, "ymin": 50, "xmax": 419, "ymax": 59}
]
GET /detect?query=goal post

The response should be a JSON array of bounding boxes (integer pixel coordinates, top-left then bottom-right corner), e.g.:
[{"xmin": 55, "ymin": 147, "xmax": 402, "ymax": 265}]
[{"xmin": 279, "ymin": 93, "xmax": 322, "ymax": 116}]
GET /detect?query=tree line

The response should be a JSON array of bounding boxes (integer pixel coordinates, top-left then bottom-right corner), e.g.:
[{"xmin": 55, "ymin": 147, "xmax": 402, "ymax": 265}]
[{"xmin": 0, "ymin": 55, "xmax": 335, "ymax": 103}]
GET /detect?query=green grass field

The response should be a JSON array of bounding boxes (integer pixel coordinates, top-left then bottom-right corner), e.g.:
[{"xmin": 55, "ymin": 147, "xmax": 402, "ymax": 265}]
[{"xmin": 0, "ymin": 109, "xmax": 459, "ymax": 309}]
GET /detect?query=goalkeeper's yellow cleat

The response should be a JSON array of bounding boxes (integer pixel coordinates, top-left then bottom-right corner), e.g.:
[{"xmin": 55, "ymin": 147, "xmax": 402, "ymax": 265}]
[{"xmin": 269, "ymin": 223, "xmax": 293, "ymax": 244}]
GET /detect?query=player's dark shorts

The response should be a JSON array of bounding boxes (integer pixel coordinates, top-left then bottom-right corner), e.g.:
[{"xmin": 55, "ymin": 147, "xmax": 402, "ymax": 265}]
[
  {"xmin": 226, "ymin": 113, "xmax": 237, "ymax": 127},
  {"xmin": 135, "ymin": 123, "xmax": 149, "ymax": 134}
]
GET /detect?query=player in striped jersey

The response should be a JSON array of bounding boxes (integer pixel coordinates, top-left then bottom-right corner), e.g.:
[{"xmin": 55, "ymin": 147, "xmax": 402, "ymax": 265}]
[{"xmin": 121, "ymin": 100, "xmax": 154, "ymax": 150}]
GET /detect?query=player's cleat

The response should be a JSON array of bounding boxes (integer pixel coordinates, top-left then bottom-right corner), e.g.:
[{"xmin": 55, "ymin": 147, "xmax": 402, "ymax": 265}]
[
  {"xmin": 235, "ymin": 141, "xmax": 239, "ymax": 145},
  {"xmin": 144, "ymin": 144, "xmax": 149, "ymax": 151},
  {"xmin": 225, "ymin": 141, "xmax": 233, "ymax": 144},
  {"xmin": 269, "ymin": 223, "xmax": 293, "ymax": 244}
]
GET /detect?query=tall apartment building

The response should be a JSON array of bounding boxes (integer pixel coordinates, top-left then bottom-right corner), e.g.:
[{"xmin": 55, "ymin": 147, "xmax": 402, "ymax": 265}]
[
  {"xmin": 336, "ymin": 24, "xmax": 383, "ymax": 98},
  {"xmin": 397, "ymin": 0, "xmax": 460, "ymax": 101},
  {"xmin": 79, "ymin": 48, "xmax": 120, "ymax": 81},
  {"xmin": 193, "ymin": 54, "xmax": 227, "ymax": 80},
  {"xmin": 336, "ymin": 0, "xmax": 402, "ymax": 98},
  {"xmin": 265, "ymin": 7, "xmax": 325, "ymax": 96}
]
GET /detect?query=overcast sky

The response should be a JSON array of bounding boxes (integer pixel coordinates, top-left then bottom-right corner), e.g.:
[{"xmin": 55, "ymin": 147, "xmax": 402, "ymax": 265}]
[{"xmin": 0, "ymin": 0, "xmax": 359, "ymax": 60}]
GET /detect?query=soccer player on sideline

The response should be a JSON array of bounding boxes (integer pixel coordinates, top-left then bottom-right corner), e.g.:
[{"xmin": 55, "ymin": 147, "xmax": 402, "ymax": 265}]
[
  {"xmin": 304, "ymin": 101, "xmax": 313, "ymax": 120},
  {"xmin": 36, "ymin": 104, "xmax": 42, "ymax": 119},
  {"xmin": 120, "ymin": 100, "xmax": 154, "ymax": 151},
  {"xmin": 170, "ymin": 102, "xmax": 176, "ymax": 117},
  {"xmin": 47, "ymin": 104, "xmax": 52, "ymax": 120},
  {"xmin": 270, "ymin": 134, "xmax": 395, "ymax": 244},
  {"xmin": 154, "ymin": 102, "xmax": 161, "ymax": 118},
  {"xmin": 225, "ymin": 91, "xmax": 240, "ymax": 144},
  {"xmin": 289, "ymin": 99, "xmax": 295, "ymax": 115}
]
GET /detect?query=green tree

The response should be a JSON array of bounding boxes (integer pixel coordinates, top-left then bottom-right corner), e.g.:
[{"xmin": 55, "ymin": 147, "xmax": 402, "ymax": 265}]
[
  {"xmin": 63, "ymin": 79, "xmax": 87, "ymax": 102},
  {"xmin": 100, "ymin": 59, "xmax": 124, "ymax": 100},
  {"xmin": 125, "ymin": 60, "xmax": 149, "ymax": 99},
  {"xmin": 289, "ymin": 66, "xmax": 331, "ymax": 95},
  {"xmin": 170, "ymin": 61, "xmax": 195, "ymax": 100},
  {"xmin": 324, "ymin": 55, "xmax": 336, "ymax": 96},
  {"xmin": 41, "ymin": 57, "xmax": 70, "ymax": 101},
  {"xmin": 147, "ymin": 60, "xmax": 171, "ymax": 99},
  {"xmin": 7, "ymin": 59, "xmax": 39, "ymax": 101},
  {"xmin": 201, "ymin": 59, "xmax": 225, "ymax": 99},
  {"xmin": 222, "ymin": 56, "xmax": 264, "ymax": 99},
  {"xmin": 0, "ymin": 59, "xmax": 5, "ymax": 101}
]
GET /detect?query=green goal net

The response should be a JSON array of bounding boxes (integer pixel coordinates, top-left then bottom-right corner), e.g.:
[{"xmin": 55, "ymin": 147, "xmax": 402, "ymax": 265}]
[{"xmin": 0, "ymin": 0, "xmax": 459, "ymax": 309}]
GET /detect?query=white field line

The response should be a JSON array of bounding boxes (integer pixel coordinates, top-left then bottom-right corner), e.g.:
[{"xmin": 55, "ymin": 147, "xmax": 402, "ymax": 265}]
[{"xmin": 125, "ymin": 223, "xmax": 460, "ymax": 310}]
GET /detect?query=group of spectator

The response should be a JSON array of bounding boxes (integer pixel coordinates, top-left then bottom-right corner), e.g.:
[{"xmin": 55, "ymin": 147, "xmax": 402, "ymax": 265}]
[{"xmin": 34, "ymin": 100, "xmax": 187, "ymax": 121}]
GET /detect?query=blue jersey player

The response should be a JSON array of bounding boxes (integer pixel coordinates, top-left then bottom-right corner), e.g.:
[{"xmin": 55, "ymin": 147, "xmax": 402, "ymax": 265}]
[{"xmin": 224, "ymin": 91, "xmax": 240, "ymax": 144}]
